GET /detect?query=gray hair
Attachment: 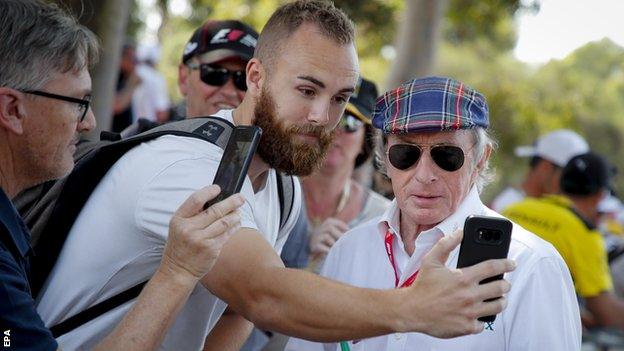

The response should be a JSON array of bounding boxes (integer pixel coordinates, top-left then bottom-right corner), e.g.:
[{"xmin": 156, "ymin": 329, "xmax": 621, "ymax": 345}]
[
  {"xmin": 374, "ymin": 128, "xmax": 497, "ymax": 193},
  {"xmin": 0, "ymin": 0, "xmax": 100, "ymax": 90}
]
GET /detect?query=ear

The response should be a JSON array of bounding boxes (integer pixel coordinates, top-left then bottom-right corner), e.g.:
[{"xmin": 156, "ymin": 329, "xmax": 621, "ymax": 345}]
[
  {"xmin": 0, "ymin": 88, "xmax": 26, "ymax": 135},
  {"xmin": 476, "ymin": 143, "xmax": 492, "ymax": 171},
  {"xmin": 178, "ymin": 63, "xmax": 189, "ymax": 97},
  {"xmin": 245, "ymin": 58, "xmax": 264, "ymax": 99}
]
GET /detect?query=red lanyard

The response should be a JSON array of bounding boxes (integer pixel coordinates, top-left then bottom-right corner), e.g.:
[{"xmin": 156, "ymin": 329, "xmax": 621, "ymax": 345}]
[{"xmin": 384, "ymin": 229, "xmax": 419, "ymax": 288}]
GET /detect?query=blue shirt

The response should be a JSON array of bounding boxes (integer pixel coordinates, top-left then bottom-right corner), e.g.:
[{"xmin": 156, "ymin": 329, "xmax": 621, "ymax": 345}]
[{"xmin": 0, "ymin": 188, "xmax": 57, "ymax": 350}]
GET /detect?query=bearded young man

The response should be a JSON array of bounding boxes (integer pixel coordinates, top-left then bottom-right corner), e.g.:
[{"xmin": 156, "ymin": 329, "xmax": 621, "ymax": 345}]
[{"xmin": 35, "ymin": 1, "xmax": 515, "ymax": 350}]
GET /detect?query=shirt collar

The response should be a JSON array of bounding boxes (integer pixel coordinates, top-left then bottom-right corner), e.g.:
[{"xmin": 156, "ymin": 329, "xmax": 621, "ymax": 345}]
[
  {"xmin": 377, "ymin": 186, "xmax": 487, "ymax": 238},
  {"xmin": 0, "ymin": 187, "xmax": 32, "ymax": 258}
]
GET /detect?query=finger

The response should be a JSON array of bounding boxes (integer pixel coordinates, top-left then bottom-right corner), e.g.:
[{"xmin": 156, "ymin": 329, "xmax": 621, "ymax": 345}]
[
  {"xmin": 423, "ymin": 230, "xmax": 463, "ymax": 266},
  {"xmin": 474, "ymin": 279, "xmax": 511, "ymax": 301},
  {"xmin": 199, "ymin": 211, "xmax": 242, "ymax": 240},
  {"xmin": 327, "ymin": 225, "xmax": 347, "ymax": 240},
  {"xmin": 474, "ymin": 296, "xmax": 507, "ymax": 322},
  {"xmin": 174, "ymin": 185, "xmax": 221, "ymax": 218},
  {"xmin": 321, "ymin": 234, "xmax": 337, "ymax": 247},
  {"xmin": 193, "ymin": 194, "xmax": 245, "ymax": 229},
  {"xmin": 326, "ymin": 218, "xmax": 349, "ymax": 232},
  {"xmin": 462, "ymin": 259, "xmax": 516, "ymax": 283}
]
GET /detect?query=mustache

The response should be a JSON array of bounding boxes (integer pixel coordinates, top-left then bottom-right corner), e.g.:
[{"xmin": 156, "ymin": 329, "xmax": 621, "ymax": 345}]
[{"xmin": 286, "ymin": 124, "xmax": 335, "ymax": 140}]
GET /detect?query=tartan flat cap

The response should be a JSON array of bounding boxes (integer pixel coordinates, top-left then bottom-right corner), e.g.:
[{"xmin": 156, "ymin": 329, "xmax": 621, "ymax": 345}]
[{"xmin": 372, "ymin": 76, "xmax": 489, "ymax": 134}]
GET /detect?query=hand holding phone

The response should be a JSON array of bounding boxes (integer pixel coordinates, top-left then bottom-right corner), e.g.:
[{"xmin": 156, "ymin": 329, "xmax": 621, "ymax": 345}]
[
  {"xmin": 456, "ymin": 215, "xmax": 512, "ymax": 322},
  {"xmin": 203, "ymin": 126, "xmax": 262, "ymax": 210}
]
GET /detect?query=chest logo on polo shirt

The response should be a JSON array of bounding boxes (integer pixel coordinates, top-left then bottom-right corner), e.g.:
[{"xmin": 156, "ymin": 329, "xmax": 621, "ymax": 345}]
[{"xmin": 485, "ymin": 322, "xmax": 495, "ymax": 331}]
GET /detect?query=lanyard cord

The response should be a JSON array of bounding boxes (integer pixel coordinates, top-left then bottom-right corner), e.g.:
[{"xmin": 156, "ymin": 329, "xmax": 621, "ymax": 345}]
[{"xmin": 384, "ymin": 229, "xmax": 419, "ymax": 288}]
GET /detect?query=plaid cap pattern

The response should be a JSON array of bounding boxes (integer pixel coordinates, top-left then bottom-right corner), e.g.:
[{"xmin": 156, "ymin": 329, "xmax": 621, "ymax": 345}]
[{"xmin": 372, "ymin": 76, "xmax": 489, "ymax": 134}]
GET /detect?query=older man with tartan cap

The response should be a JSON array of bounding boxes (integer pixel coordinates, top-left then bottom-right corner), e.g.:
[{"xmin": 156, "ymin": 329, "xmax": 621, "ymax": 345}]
[{"xmin": 286, "ymin": 76, "xmax": 581, "ymax": 351}]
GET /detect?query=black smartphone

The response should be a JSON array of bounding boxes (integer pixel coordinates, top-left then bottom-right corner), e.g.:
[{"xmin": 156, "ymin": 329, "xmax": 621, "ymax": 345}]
[
  {"xmin": 456, "ymin": 215, "xmax": 512, "ymax": 323},
  {"xmin": 203, "ymin": 126, "xmax": 262, "ymax": 210}
]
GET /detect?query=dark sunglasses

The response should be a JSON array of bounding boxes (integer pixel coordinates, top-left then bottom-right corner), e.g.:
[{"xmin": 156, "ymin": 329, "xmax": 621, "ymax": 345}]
[
  {"xmin": 388, "ymin": 144, "xmax": 466, "ymax": 172},
  {"xmin": 187, "ymin": 63, "xmax": 247, "ymax": 91},
  {"xmin": 21, "ymin": 90, "xmax": 91, "ymax": 122},
  {"xmin": 337, "ymin": 113, "xmax": 364, "ymax": 133}
]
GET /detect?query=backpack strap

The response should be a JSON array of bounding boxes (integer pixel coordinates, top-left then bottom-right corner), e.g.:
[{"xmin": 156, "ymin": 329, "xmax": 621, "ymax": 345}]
[
  {"xmin": 275, "ymin": 172, "xmax": 295, "ymax": 235},
  {"xmin": 49, "ymin": 281, "xmax": 148, "ymax": 338}
]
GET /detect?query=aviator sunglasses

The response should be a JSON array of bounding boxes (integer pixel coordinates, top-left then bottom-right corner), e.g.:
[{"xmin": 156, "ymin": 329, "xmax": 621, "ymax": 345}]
[
  {"xmin": 388, "ymin": 143, "xmax": 467, "ymax": 172},
  {"xmin": 187, "ymin": 63, "xmax": 247, "ymax": 91}
]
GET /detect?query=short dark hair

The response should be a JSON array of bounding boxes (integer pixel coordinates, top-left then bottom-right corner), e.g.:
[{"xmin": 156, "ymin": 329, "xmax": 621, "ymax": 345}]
[
  {"xmin": 255, "ymin": 0, "xmax": 355, "ymax": 71},
  {"xmin": 0, "ymin": 0, "xmax": 100, "ymax": 90}
]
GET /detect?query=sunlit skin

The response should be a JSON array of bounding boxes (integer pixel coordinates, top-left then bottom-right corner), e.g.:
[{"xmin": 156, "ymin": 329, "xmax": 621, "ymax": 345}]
[
  {"xmin": 19, "ymin": 68, "xmax": 96, "ymax": 181},
  {"xmin": 0, "ymin": 67, "xmax": 95, "ymax": 197},
  {"xmin": 386, "ymin": 130, "xmax": 490, "ymax": 252},
  {"xmin": 232, "ymin": 22, "xmax": 360, "ymax": 187},
  {"xmin": 178, "ymin": 58, "xmax": 247, "ymax": 117}
]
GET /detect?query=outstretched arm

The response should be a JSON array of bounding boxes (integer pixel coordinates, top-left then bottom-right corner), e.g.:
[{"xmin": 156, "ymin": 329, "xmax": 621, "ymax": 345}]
[{"xmin": 202, "ymin": 229, "xmax": 515, "ymax": 341}]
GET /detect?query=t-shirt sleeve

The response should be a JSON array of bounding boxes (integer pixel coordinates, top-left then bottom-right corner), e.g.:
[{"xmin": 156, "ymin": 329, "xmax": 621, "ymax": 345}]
[
  {"xmin": 134, "ymin": 156, "xmax": 257, "ymax": 244},
  {"xmin": 0, "ymin": 253, "xmax": 57, "ymax": 351}
]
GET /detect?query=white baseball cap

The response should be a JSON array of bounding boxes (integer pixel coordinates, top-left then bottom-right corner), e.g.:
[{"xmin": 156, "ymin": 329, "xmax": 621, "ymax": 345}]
[{"xmin": 515, "ymin": 129, "xmax": 589, "ymax": 167}]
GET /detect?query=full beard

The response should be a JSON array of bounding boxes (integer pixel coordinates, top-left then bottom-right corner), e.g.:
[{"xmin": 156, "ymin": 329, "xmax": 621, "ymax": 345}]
[{"xmin": 253, "ymin": 86, "xmax": 334, "ymax": 176}]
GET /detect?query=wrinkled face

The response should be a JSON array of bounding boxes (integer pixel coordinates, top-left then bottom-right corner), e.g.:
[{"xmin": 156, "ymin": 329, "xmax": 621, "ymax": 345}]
[
  {"xmin": 20, "ymin": 68, "xmax": 96, "ymax": 181},
  {"xmin": 322, "ymin": 112, "xmax": 365, "ymax": 171},
  {"xmin": 179, "ymin": 58, "xmax": 247, "ymax": 117},
  {"xmin": 252, "ymin": 23, "xmax": 359, "ymax": 175},
  {"xmin": 386, "ymin": 130, "xmax": 483, "ymax": 228}
]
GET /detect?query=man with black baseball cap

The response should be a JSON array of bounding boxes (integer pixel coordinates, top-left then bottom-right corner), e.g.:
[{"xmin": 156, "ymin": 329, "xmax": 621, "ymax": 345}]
[
  {"xmin": 505, "ymin": 152, "xmax": 624, "ymax": 331},
  {"xmin": 178, "ymin": 20, "xmax": 258, "ymax": 118}
]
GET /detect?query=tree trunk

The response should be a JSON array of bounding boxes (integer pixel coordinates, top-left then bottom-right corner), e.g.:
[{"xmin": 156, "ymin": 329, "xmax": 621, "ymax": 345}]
[
  {"xmin": 384, "ymin": 0, "xmax": 449, "ymax": 90},
  {"xmin": 61, "ymin": 0, "xmax": 133, "ymax": 137}
]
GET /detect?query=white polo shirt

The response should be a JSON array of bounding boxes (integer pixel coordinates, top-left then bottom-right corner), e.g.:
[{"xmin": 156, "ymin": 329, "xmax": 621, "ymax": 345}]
[
  {"xmin": 286, "ymin": 187, "xmax": 581, "ymax": 351},
  {"xmin": 35, "ymin": 109, "xmax": 301, "ymax": 350}
]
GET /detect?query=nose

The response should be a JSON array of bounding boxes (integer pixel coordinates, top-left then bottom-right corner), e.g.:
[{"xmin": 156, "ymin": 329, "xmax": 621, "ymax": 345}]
[
  {"xmin": 412, "ymin": 149, "xmax": 438, "ymax": 184},
  {"xmin": 78, "ymin": 107, "xmax": 96, "ymax": 133},
  {"xmin": 218, "ymin": 78, "xmax": 241, "ymax": 102},
  {"xmin": 307, "ymin": 100, "xmax": 330, "ymax": 126}
]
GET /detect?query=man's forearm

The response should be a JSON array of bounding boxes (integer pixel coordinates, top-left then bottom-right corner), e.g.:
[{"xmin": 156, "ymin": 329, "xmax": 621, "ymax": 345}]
[
  {"xmin": 203, "ymin": 308, "xmax": 254, "ymax": 351},
  {"xmin": 92, "ymin": 264, "xmax": 198, "ymax": 351},
  {"xmin": 203, "ymin": 229, "xmax": 405, "ymax": 342}
]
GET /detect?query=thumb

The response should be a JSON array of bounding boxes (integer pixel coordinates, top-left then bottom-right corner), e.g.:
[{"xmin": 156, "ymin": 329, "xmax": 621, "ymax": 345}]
[{"xmin": 424, "ymin": 230, "xmax": 463, "ymax": 266}]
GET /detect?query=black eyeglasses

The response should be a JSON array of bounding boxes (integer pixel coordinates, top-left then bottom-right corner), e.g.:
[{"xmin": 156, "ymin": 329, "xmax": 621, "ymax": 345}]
[
  {"xmin": 21, "ymin": 90, "xmax": 91, "ymax": 122},
  {"xmin": 388, "ymin": 144, "xmax": 467, "ymax": 172},
  {"xmin": 187, "ymin": 63, "xmax": 247, "ymax": 91},
  {"xmin": 337, "ymin": 113, "xmax": 364, "ymax": 133}
]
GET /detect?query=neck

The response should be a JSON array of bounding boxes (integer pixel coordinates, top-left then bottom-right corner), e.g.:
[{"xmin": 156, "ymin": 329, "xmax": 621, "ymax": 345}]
[
  {"xmin": 303, "ymin": 166, "xmax": 353, "ymax": 219},
  {"xmin": 570, "ymin": 196, "xmax": 600, "ymax": 226},
  {"xmin": 232, "ymin": 98, "xmax": 255, "ymax": 126},
  {"xmin": 399, "ymin": 212, "xmax": 435, "ymax": 256},
  {"xmin": 0, "ymin": 143, "xmax": 30, "ymax": 199}
]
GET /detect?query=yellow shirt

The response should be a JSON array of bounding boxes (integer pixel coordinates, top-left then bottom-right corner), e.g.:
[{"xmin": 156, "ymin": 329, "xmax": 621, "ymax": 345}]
[{"xmin": 503, "ymin": 195, "xmax": 612, "ymax": 298}]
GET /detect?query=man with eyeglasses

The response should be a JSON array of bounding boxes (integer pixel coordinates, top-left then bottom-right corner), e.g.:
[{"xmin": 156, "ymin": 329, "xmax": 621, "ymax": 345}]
[{"xmin": 287, "ymin": 76, "xmax": 581, "ymax": 351}]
